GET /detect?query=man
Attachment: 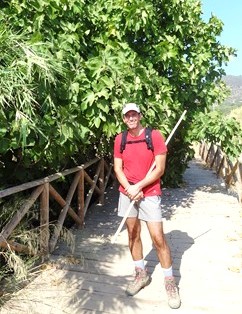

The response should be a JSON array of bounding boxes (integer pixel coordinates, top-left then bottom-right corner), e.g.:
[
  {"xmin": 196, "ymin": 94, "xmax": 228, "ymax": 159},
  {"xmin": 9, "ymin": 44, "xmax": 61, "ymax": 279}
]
[{"xmin": 113, "ymin": 103, "xmax": 181, "ymax": 309}]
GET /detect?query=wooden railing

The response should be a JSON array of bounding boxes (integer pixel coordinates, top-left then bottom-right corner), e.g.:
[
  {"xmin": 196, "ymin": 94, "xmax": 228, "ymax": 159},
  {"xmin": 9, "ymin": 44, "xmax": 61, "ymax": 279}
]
[
  {"xmin": 0, "ymin": 157, "xmax": 115, "ymax": 255},
  {"xmin": 199, "ymin": 141, "xmax": 242, "ymax": 204}
]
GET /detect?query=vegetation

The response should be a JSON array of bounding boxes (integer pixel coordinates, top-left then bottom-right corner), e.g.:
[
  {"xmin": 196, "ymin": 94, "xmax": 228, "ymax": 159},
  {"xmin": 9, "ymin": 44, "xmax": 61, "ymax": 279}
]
[
  {"xmin": 0, "ymin": 196, "xmax": 41, "ymax": 306},
  {"xmin": 0, "ymin": 195, "xmax": 75, "ymax": 306},
  {"xmin": 0, "ymin": 0, "xmax": 236, "ymax": 189},
  {"xmin": 229, "ymin": 106, "xmax": 242, "ymax": 126},
  {"xmin": 218, "ymin": 101, "xmax": 242, "ymax": 116},
  {"xmin": 1, "ymin": 0, "xmax": 241, "ymax": 300},
  {"xmin": 219, "ymin": 75, "xmax": 242, "ymax": 111},
  {"xmin": 190, "ymin": 110, "xmax": 242, "ymax": 160}
]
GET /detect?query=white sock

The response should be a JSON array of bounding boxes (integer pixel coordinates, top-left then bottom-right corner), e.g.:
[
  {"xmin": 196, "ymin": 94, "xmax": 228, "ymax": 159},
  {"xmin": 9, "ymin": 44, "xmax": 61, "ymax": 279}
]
[
  {"xmin": 134, "ymin": 259, "xmax": 145, "ymax": 270},
  {"xmin": 162, "ymin": 266, "xmax": 173, "ymax": 277}
]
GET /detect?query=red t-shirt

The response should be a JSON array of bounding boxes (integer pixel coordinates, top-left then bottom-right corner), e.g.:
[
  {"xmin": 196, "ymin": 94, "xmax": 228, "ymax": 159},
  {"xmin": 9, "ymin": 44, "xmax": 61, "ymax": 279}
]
[{"xmin": 114, "ymin": 129, "xmax": 167, "ymax": 196}]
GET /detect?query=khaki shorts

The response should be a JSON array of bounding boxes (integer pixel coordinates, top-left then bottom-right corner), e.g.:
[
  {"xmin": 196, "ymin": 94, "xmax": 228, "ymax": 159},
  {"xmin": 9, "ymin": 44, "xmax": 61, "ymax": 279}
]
[{"xmin": 118, "ymin": 192, "xmax": 163, "ymax": 222}]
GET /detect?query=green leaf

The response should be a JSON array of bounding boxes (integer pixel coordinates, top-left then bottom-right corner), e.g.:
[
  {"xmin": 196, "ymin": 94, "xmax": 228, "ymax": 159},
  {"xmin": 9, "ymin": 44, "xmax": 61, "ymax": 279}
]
[
  {"xmin": 0, "ymin": 138, "xmax": 10, "ymax": 153},
  {"xmin": 94, "ymin": 117, "xmax": 101, "ymax": 128},
  {"xmin": 83, "ymin": 90, "xmax": 96, "ymax": 106},
  {"xmin": 0, "ymin": 127, "xmax": 7, "ymax": 136}
]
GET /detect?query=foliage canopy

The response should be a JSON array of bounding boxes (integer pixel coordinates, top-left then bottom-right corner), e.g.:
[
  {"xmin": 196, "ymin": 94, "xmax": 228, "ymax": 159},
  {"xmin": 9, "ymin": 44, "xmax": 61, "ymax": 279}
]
[{"xmin": 0, "ymin": 0, "xmax": 238, "ymax": 187}]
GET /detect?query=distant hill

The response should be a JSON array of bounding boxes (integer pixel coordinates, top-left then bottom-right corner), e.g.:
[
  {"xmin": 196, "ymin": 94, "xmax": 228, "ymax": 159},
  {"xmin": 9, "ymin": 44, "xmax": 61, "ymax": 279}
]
[{"xmin": 222, "ymin": 75, "xmax": 242, "ymax": 105}]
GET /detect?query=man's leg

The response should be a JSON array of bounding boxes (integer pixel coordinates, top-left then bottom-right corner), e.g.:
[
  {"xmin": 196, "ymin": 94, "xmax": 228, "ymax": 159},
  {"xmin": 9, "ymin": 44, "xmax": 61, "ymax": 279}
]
[
  {"xmin": 126, "ymin": 217, "xmax": 143, "ymax": 260},
  {"xmin": 146, "ymin": 221, "xmax": 172, "ymax": 268},
  {"xmin": 125, "ymin": 217, "xmax": 150, "ymax": 296},
  {"xmin": 146, "ymin": 221, "xmax": 181, "ymax": 309}
]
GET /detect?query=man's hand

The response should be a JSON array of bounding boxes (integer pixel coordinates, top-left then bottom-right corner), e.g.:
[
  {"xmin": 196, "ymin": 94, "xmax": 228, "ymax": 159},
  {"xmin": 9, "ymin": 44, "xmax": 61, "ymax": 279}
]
[
  {"xmin": 125, "ymin": 184, "xmax": 143, "ymax": 201},
  {"xmin": 132, "ymin": 191, "xmax": 144, "ymax": 201}
]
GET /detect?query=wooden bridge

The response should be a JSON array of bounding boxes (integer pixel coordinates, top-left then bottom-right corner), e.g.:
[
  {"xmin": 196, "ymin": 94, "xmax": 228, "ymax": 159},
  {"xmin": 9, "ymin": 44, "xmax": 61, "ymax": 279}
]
[{"xmin": 0, "ymin": 147, "xmax": 241, "ymax": 313}]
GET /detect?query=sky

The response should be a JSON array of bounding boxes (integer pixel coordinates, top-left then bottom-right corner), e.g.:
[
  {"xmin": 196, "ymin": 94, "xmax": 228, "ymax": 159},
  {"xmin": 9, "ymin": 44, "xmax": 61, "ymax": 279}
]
[{"xmin": 201, "ymin": 0, "xmax": 242, "ymax": 76}]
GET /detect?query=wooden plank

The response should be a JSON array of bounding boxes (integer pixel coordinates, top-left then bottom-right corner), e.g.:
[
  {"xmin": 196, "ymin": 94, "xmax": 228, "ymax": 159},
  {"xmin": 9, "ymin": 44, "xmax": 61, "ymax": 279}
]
[
  {"xmin": 77, "ymin": 169, "xmax": 85, "ymax": 227},
  {"xmin": 0, "ymin": 267, "xmax": 166, "ymax": 314},
  {"xmin": 84, "ymin": 171, "xmax": 101, "ymax": 195},
  {"xmin": 200, "ymin": 141, "xmax": 206, "ymax": 160},
  {"xmin": 104, "ymin": 160, "xmax": 115, "ymax": 191},
  {"xmin": 49, "ymin": 171, "xmax": 81, "ymax": 252},
  {"xmin": 40, "ymin": 183, "xmax": 50, "ymax": 255},
  {"xmin": 216, "ymin": 155, "xmax": 225, "ymax": 177},
  {"xmin": 83, "ymin": 161, "xmax": 102, "ymax": 217},
  {"xmin": 98, "ymin": 158, "xmax": 105, "ymax": 205},
  {"xmin": 225, "ymin": 160, "xmax": 239, "ymax": 185},
  {"xmin": 210, "ymin": 145, "xmax": 218, "ymax": 168},
  {"xmin": 205, "ymin": 143, "xmax": 213, "ymax": 163},
  {"xmin": 216, "ymin": 148, "xmax": 224, "ymax": 174},
  {"xmin": 0, "ymin": 240, "xmax": 32, "ymax": 255},
  {"xmin": 49, "ymin": 184, "xmax": 83, "ymax": 225}
]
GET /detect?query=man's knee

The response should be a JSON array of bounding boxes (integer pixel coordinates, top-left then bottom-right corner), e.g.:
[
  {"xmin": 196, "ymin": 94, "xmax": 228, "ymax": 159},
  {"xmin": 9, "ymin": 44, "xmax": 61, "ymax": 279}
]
[{"xmin": 153, "ymin": 234, "xmax": 168, "ymax": 250}]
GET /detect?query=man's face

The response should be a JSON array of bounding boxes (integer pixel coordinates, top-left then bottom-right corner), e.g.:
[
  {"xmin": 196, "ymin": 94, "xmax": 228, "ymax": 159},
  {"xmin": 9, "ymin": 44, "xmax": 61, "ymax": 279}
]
[{"xmin": 123, "ymin": 110, "xmax": 141, "ymax": 129}]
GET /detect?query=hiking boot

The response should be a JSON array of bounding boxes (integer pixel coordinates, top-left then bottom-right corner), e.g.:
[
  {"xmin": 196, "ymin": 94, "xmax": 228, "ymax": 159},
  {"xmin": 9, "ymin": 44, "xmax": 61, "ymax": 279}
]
[
  {"xmin": 164, "ymin": 276, "xmax": 181, "ymax": 309},
  {"xmin": 126, "ymin": 267, "xmax": 151, "ymax": 296}
]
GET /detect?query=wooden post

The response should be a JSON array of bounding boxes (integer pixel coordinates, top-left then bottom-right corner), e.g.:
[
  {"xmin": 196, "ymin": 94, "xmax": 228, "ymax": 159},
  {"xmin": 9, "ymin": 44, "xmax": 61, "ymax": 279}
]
[
  {"xmin": 40, "ymin": 183, "xmax": 49, "ymax": 256},
  {"xmin": 104, "ymin": 160, "xmax": 115, "ymax": 191},
  {"xmin": 205, "ymin": 143, "xmax": 213, "ymax": 164},
  {"xmin": 49, "ymin": 171, "xmax": 81, "ymax": 253},
  {"xmin": 226, "ymin": 160, "xmax": 239, "ymax": 186},
  {"xmin": 215, "ymin": 147, "xmax": 222, "ymax": 173},
  {"xmin": 238, "ymin": 162, "xmax": 242, "ymax": 203},
  {"xmin": 210, "ymin": 145, "xmax": 217, "ymax": 168},
  {"xmin": 82, "ymin": 162, "xmax": 102, "ymax": 217},
  {"xmin": 98, "ymin": 158, "xmax": 105, "ymax": 205},
  {"xmin": 216, "ymin": 156, "xmax": 225, "ymax": 178},
  {"xmin": 200, "ymin": 141, "xmax": 206, "ymax": 160},
  {"xmin": 199, "ymin": 141, "xmax": 204, "ymax": 157},
  {"xmin": 78, "ymin": 169, "xmax": 85, "ymax": 227},
  {"xmin": 204, "ymin": 142, "xmax": 209, "ymax": 161}
]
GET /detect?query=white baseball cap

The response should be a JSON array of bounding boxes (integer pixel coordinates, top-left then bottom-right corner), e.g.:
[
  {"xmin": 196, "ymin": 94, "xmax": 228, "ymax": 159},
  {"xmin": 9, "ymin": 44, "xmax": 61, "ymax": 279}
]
[{"xmin": 122, "ymin": 103, "xmax": 140, "ymax": 115}]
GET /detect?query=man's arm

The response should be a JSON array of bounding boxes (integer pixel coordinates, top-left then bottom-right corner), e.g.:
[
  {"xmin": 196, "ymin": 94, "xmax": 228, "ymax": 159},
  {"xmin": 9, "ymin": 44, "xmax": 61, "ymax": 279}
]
[
  {"xmin": 137, "ymin": 153, "xmax": 166, "ymax": 189},
  {"xmin": 125, "ymin": 153, "xmax": 166, "ymax": 199},
  {"xmin": 113, "ymin": 157, "xmax": 130, "ymax": 190},
  {"xmin": 114, "ymin": 157, "xmax": 144, "ymax": 200}
]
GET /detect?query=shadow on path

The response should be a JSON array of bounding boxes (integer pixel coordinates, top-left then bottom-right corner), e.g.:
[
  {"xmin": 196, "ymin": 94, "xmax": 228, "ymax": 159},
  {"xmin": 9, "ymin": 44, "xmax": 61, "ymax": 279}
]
[{"xmin": 144, "ymin": 230, "xmax": 194, "ymax": 284}]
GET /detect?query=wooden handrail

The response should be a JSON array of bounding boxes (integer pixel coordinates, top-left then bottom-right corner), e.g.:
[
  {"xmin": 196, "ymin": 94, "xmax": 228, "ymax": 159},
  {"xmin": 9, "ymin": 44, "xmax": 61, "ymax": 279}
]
[
  {"xmin": 199, "ymin": 141, "xmax": 242, "ymax": 203},
  {"xmin": 0, "ymin": 157, "xmax": 114, "ymax": 255},
  {"xmin": 0, "ymin": 157, "xmax": 100, "ymax": 199}
]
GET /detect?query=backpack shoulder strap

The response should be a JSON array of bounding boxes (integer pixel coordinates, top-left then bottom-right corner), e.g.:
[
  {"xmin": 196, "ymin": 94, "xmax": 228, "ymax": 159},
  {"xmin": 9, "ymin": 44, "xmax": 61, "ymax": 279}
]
[
  {"xmin": 120, "ymin": 128, "xmax": 154, "ymax": 153},
  {"xmin": 145, "ymin": 127, "xmax": 154, "ymax": 151},
  {"xmin": 120, "ymin": 130, "xmax": 128, "ymax": 153}
]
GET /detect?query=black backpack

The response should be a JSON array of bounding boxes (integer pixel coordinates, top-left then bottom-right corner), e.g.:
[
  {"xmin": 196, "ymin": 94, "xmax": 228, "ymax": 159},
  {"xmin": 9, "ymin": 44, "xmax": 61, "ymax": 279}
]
[{"xmin": 120, "ymin": 127, "xmax": 154, "ymax": 153}]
